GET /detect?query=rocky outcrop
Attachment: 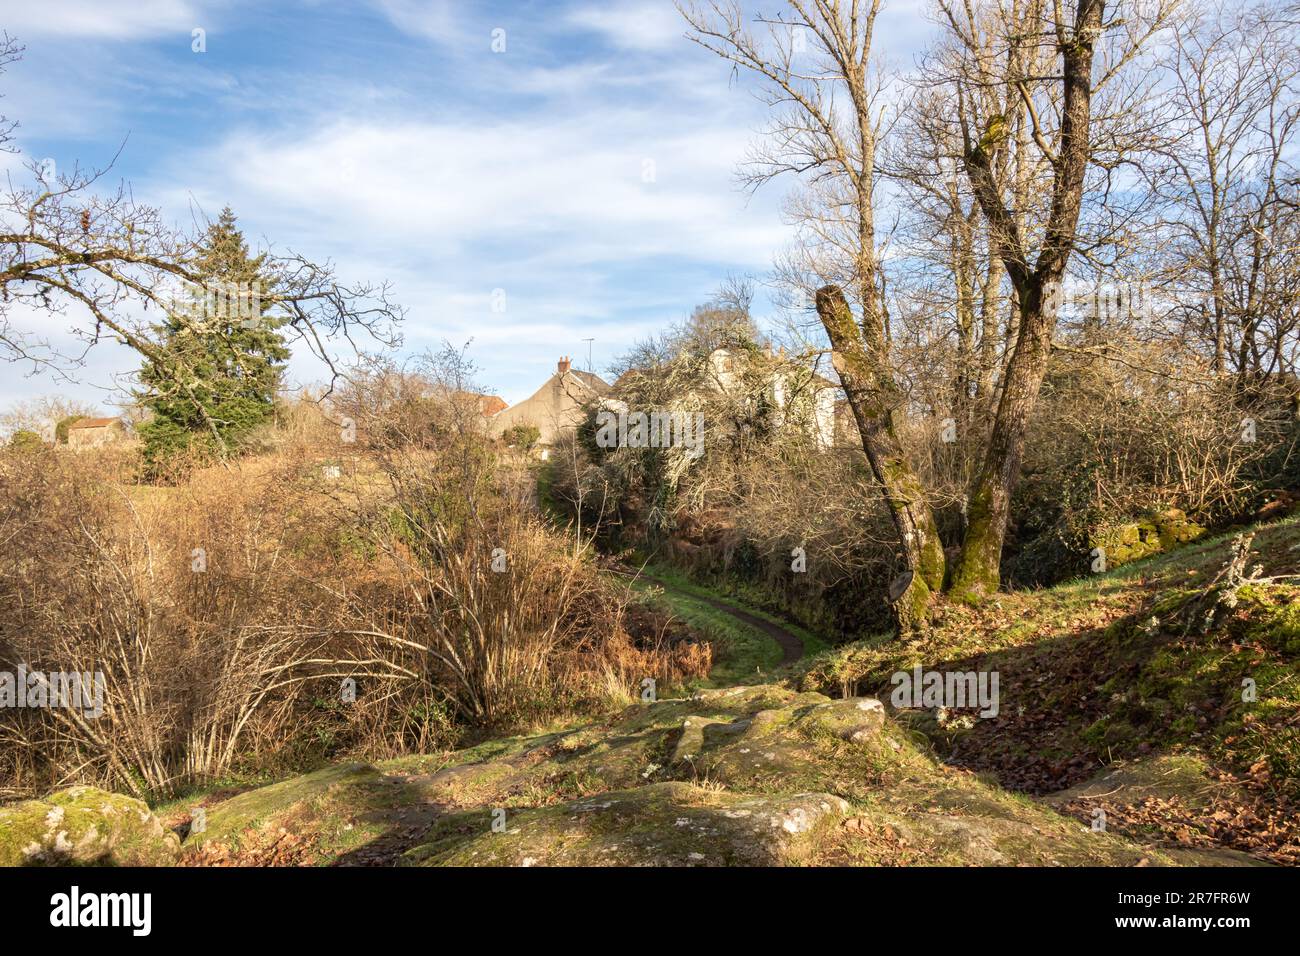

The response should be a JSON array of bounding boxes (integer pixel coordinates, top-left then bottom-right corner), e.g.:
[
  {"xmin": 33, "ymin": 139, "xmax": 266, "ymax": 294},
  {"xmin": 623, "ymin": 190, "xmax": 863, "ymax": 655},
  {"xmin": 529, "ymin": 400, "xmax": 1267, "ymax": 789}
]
[
  {"xmin": 1091, "ymin": 508, "xmax": 1206, "ymax": 568},
  {"xmin": 0, "ymin": 786, "xmax": 180, "ymax": 866},
  {"xmin": 403, "ymin": 783, "xmax": 850, "ymax": 866},
  {"xmin": 16, "ymin": 683, "xmax": 1244, "ymax": 867}
]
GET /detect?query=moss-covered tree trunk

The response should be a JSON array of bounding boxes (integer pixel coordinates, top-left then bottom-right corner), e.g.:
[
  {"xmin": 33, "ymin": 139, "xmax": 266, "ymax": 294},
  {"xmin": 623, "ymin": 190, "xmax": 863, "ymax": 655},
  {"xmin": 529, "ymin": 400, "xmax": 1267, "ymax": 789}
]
[
  {"xmin": 948, "ymin": 0, "xmax": 1102, "ymax": 602},
  {"xmin": 948, "ymin": 283, "xmax": 1056, "ymax": 600},
  {"xmin": 816, "ymin": 285, "xmax": 945, "ymax": 637}
]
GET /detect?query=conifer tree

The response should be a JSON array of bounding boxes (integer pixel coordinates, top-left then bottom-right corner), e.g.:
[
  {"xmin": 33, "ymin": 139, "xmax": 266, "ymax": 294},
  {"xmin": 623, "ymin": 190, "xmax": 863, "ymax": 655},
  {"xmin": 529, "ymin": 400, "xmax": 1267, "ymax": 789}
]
[{"xmin": 137, "ymin": 207, "xmax": 288, "ymax": 472}]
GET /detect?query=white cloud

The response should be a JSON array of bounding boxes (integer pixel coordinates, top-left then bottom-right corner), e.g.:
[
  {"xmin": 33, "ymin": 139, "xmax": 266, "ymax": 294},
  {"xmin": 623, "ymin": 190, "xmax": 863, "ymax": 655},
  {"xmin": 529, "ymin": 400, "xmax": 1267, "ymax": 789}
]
[
  {"xmin": 143, "ymin": 107, "xmax": 789, "ymax": 401},
  {"xmin": 186, "ymin": 116, "xmax": 775, "ymax": 255},
  {"xmin": 1, "ymin": 0, "xmax": 810, "ymax": 405},
  {"xmin": 5, "ymin": 0, "xmax": 202, "ymax": 39},
  {"xmin": 565, "ymin": 1, "xmax": 685, "ymax": 51},
  {"xmin": 371, "ymin": 0, "xmax": 476, "ymax": 47}
]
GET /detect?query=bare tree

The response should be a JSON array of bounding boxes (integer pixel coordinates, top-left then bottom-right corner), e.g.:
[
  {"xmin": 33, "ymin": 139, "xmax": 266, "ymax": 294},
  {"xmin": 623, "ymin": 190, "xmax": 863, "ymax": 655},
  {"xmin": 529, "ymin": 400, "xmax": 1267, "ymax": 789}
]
[
  {"xmin": 927, "ymin": 0, "xmax": 1174, "ymax": 599},
  {"xmin": 0, "ymin": 394, "xmax": 101, "ymax": 441},
  {"xmin": 1147, "ymin": 0, "xmax": 1300, "ymax": 379},
  {"xmin": 0, "ymin": 33, "xmax": 20, "ymax": 154},
  {"xmin": 680, "ymin": 0, "xmax": 945, "ymax": 636},
  {"xmin": 882, "ymin": 81, "xmax": 1010, "ymax": 432},
  {"xmin": 0, "ymin": 40, "xmax": 401, "ymax": 437},
  {"xmin": 681, "ymin": 0, "xmax": 1175, "ymax": 625}
]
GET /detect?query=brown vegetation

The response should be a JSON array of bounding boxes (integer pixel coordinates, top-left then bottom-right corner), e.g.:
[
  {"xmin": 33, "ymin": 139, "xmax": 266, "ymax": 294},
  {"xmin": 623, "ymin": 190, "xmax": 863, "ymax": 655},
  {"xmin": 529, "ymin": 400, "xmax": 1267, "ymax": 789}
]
[{"xmin": 0, "ymin": 357, "xmax": 709, "ymax": 801}]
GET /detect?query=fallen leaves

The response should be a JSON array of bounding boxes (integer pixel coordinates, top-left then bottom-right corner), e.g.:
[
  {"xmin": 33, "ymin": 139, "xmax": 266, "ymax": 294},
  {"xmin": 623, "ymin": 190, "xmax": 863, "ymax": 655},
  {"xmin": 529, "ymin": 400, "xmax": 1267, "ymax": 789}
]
[{"xmin": 1058, "ymin": 789, "xmax": 1300, "ymax": 865}]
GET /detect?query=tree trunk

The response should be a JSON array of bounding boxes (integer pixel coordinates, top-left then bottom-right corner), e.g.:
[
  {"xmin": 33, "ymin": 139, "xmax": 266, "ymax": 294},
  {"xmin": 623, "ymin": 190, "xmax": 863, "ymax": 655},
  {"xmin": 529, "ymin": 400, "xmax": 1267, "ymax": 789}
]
[
  {"xmin": 948, "ymin": 281, "xmax": 1056, "ymax": 600},
  {"xmin": 975, "ymin": 249, "xmax": 1004, "ymax": 411},
  {"xmin": 952, "ymin": 209, "xmax": 978, "ymax": 424},
  {"xmin": 949, "ymin": 0, "xmax": 1103, "ymax": 601},
  {"xmin": 817, "ymin": 285, "xmax": 945, "ymax": 635}
]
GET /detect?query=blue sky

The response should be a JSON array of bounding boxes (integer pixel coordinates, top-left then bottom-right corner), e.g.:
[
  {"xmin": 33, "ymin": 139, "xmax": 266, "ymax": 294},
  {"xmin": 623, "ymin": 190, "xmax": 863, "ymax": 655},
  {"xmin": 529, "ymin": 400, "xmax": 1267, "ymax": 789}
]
[{"xmin": 1, "ymin": 0, "xmax": 937, "ymax": 409}]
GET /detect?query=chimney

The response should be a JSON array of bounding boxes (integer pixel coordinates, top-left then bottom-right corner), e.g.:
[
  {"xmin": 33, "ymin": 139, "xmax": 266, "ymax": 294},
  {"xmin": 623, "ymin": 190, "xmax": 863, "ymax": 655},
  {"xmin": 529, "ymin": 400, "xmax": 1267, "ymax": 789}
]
[{"xmin": 557, "ymin": 356, "xmax": 571, "ymax": 374}]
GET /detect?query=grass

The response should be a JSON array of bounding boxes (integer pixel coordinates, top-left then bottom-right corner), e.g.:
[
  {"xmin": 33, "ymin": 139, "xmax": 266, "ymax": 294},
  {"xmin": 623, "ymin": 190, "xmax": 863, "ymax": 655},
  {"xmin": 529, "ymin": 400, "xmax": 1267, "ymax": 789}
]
[
  {"xmin": 797, "ymin": 512, "xmax": 1300, "ymax": 788},
  {"xmin": 625, "ymin": 560, "xmax": 831, "ymax": 686},
  {"xmin": 629, "ymin": 574, "xmax": 784, "ymax": 685},
  {"xmin": 639, "ymin": 561, "xmax": 830, "ymax": 651}
]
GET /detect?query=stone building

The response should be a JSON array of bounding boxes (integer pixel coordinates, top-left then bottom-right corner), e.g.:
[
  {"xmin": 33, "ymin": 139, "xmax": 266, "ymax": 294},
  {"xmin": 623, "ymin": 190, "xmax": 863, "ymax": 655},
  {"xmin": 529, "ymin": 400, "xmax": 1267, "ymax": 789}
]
[{"xmin": 66, "ymin": 417, "xmax": 127, "ymax": 449}]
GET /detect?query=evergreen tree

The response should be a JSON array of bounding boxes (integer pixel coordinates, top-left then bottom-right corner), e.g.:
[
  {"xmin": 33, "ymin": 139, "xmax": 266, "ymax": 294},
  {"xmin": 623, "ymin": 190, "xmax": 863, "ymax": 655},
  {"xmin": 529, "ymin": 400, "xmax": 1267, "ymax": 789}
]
[{"xmin": 137, "ymin": 208, "xmax": 288, "ymax": 472}]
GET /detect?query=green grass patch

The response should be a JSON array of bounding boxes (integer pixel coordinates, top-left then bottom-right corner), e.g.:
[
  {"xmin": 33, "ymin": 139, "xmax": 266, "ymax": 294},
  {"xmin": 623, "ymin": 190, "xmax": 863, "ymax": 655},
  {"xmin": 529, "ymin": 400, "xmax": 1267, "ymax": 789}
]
[
  {"xmin": 630, "ymin": 575, "xmax": 783, "ymax": 685},
  {"xmin": 638, "ymin": 561, "xmax": 830, "ymax": 657}
]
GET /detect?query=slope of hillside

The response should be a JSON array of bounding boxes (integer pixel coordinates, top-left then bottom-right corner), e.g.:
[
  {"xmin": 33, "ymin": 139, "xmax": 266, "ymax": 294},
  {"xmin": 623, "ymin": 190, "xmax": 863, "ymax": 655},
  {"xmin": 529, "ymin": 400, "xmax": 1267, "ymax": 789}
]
[
  {"xmin": 5, "ymin": 514, "xmax": 1295, "ymax": 867},
  {"xmin": 171, "ymin": 683, "xmax": 1237, "ymax": 867},
  {"xmin": 794, "ymin": 515, "xmax": 1300, "ymax": 863}
]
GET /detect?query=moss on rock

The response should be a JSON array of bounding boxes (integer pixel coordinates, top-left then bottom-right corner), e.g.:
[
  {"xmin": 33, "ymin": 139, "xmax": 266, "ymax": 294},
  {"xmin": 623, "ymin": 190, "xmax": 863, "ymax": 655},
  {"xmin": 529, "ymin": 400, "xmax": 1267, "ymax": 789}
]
[
  {"xmin": 173, "ymin": 613, "xmax": 1290, "ymax": 870},
  {"xmin": 182, "ymin": 762, "xmax": 396, "ymax": 862},
  {"xmin": 0, "ymin": 786, "xmax": 180, "ymax": 866},
  {"xmin": 1092, "ymin": 508, "xmax": 1206, "ymax": 569},
  {"xmin": 403, "ymin": 782, "xmax": 851, "ymax": 867}
]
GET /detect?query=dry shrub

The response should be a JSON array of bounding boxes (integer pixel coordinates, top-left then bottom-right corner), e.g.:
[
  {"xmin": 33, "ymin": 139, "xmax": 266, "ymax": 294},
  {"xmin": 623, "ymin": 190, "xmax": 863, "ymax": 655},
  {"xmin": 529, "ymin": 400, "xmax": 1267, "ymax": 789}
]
[
  {"xmin": 550, "ymin": 345, "xmax": 901, "ymax": 640},
  {"xmin": 670, "ymin": 439, "xmax": 897, "ymax": 640},
  {"xmin": 555, "ymin": 328, "xmax": 1300, "ymax": 635},
  {"xmin": 0, "ymin": 446, "xmax": 372, "ymax": 798},
  {"xmin": 345, "ymin": 349, "xmax": 709, "ymax": 734},
  {"xmin": 0, "ymin": 353, "xmax": 707, "ymax": 801},
  {"xmin": 1010, "ymin": 341, "xmax": 1300, "ymax": 583}
]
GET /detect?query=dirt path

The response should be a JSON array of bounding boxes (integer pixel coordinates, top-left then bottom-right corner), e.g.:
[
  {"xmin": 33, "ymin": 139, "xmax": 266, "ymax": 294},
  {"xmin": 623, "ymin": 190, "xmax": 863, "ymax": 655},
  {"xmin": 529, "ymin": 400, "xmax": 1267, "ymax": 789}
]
[{"xmin": 639, "ymin": 572, "xmax": 804, "ymax": 664}]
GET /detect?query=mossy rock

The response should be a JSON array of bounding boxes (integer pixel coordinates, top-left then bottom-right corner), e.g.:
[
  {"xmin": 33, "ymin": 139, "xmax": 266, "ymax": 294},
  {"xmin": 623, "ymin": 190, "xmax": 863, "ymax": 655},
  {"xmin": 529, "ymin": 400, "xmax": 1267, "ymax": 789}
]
[
  {"xmin": 183, "ymin": 762, "xmax": 399, "ymax": 861},
  {"xmin": 800, "ymin": 696, "xmax": 887, "ymax": 742},
  {"xmin": 172, "ymin": 653, "xmax": 1281, "ymax": 868},
  {"xmin": 1092, "ymin": 509, "xmax": 1206, "ymax": 569},
  {"xmin": 684, "ymin": 696, "xmax": 894, "ymax": 792},
  {"xmin": 399, "ymin": 757, "xmax": 528, "ymax": 808},
  {"xmin": 0, "ymin": 786, "xmax": 180, "ymax": 866},
  {"xmin": 880, "ymin": 804, "xmax": 1168, "ymax": 866},
  {"xmin": 402, "ymin": 781, "xmax": 851, "ymax": 867},
  {"xmin": 1049, "ymin": 754, "xmax": 1237, "ymax": 808}
]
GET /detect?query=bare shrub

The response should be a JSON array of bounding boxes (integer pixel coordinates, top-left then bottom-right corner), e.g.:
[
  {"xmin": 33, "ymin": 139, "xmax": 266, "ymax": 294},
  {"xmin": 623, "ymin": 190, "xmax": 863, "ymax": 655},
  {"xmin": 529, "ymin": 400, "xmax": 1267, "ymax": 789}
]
[
  {"xmin": 1011, "ymin": 340, "xmax": 1300, "ymax": 583},
  {"xmin": 0, "ymin": 446, "xmax": 377, "ymax": 797},
  {"xmin": 0, "ymin": 351, "xmax": 708, "ymax": 801},
  {"xmin": 344, "ymin": 347, "xmax": 709, "ymax": 732}
]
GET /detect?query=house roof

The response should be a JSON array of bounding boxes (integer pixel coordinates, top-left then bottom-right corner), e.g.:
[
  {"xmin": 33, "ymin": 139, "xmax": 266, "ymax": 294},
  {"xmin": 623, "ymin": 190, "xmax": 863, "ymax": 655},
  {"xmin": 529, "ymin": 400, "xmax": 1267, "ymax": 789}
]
[
  {"xmin": 453, "ymin": 391, "xmax": 507, "ymax": 416},
  {"xmin": 565, "ymin": 368, "xmax": 611, "ymax": 395},
  {"xmin": 68, "ymin": 417, "xmax": 119, "ymax": 429},
  {"xmin": 483, "ymin": 364, "xmax": 611, "ymax": 426},
  {"xmin": 424, "ymin": 387, "xmax": 508, "ymax": 417}
]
